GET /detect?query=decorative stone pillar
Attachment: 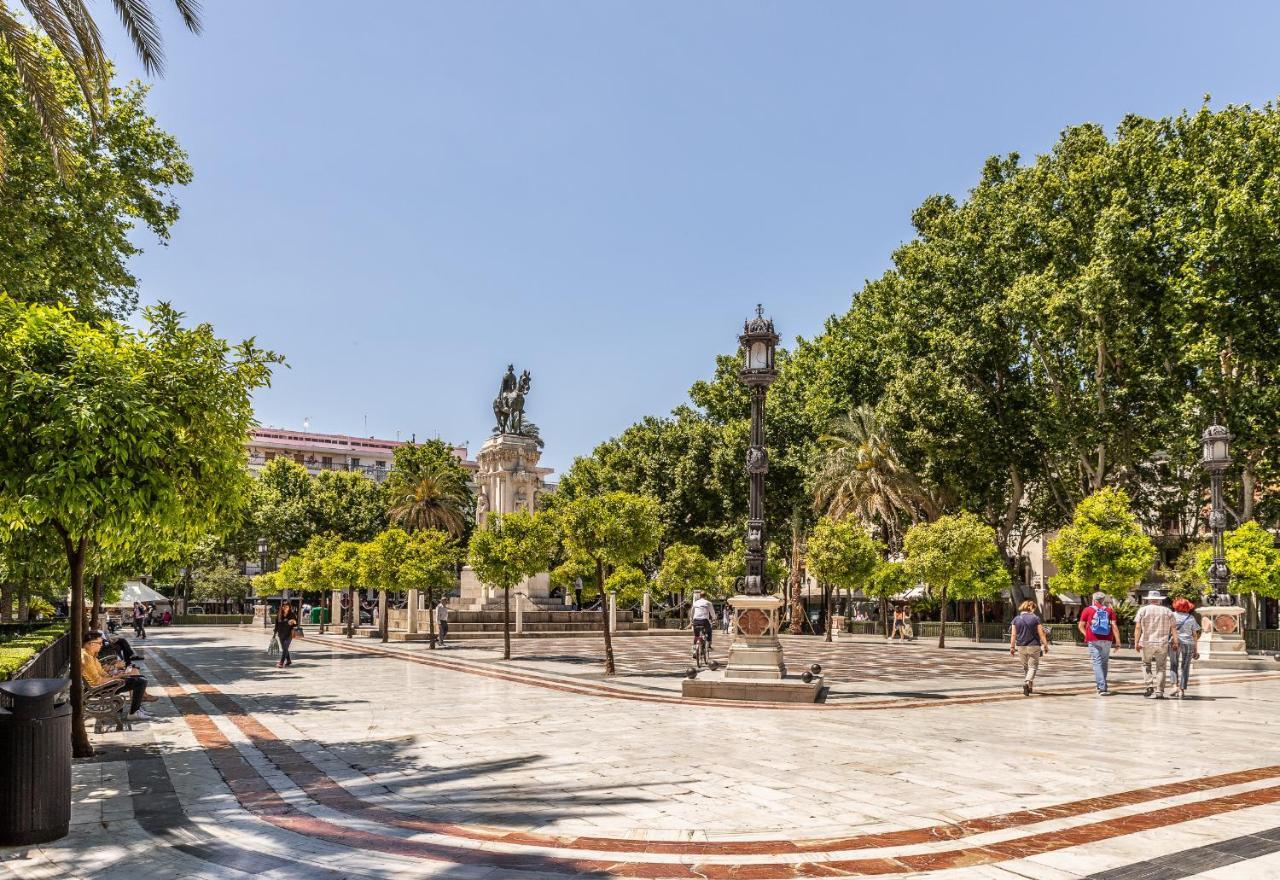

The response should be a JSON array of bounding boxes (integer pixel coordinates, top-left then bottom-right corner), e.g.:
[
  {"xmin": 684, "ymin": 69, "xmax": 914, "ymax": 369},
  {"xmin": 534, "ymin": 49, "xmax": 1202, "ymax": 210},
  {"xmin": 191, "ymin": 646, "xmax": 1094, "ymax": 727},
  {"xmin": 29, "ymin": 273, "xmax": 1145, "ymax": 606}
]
[
  {"xmin": 407, "ymin": 589, "xmax": 418, "ymax": 634},
  {"xmin": 331, "ymin": 590, "xmax": 342, "ymax": 632},
  {"xmin": 724, "ymin": 595, "xmax": 786, "ymax": 679},
  {"xmin": 1197, "ymin": 605, "xmax": 1247, "ymax": 665},
  {"xmin": 608, "ymin": 592, "xmax": 617, "ymax": 634},
  {"xmin": 642, "ymin": 590, "xmax": 650, "ymax": 628},
  {"xmin": 515, "ymin": 595, "xmax": 524, "ymax": 635},
  {"xmin": 378, "ymin": 589, "xmax": 388, "ymax": 639}
]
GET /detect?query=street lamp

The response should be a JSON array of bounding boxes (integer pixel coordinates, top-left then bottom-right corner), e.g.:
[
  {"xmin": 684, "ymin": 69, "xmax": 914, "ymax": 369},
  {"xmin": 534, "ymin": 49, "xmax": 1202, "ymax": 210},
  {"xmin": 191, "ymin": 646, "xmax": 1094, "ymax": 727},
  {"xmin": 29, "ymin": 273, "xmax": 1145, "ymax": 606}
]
[
  {"xmin": 1201, "ymin": 423, "xmax": 1233, "ymax": 604},
  {"xmin": 738, "ymin": 304, "xmax": 779, "ymax": 595}
]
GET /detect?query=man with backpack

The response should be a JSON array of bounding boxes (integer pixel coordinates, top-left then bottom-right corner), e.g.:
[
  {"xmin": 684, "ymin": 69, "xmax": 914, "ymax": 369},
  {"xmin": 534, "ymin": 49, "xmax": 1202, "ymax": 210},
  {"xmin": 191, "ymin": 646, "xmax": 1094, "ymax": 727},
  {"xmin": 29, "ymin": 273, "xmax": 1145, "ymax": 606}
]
[{"xmin": 1078, "ymin": 591, "xmax": 1118, "ymax": 696}]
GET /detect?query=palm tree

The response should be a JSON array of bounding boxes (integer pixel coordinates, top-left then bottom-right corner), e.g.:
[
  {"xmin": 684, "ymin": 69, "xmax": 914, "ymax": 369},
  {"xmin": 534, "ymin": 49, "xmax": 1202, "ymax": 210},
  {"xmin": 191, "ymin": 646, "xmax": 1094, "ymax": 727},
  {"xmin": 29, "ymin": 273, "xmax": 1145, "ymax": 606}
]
[
  {"xmin": 388, "ymin": 465, "xmax": 471, "ymax": 539},
  {"xmin": 810, "ymin": 405, "xmax": 939, "ymax": 548},
  {"xmin": 0, "ymin": 0, "xmax": 201, "ymax": 172}
]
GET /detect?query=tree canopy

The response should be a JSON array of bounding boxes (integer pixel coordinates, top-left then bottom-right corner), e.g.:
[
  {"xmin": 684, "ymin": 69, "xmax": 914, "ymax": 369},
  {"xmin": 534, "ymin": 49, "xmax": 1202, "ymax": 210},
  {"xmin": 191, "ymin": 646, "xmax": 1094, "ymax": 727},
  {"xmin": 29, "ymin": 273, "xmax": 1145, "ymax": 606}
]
[{"xmin": 1047, "ymin": 488, "xmax": 1157, "ymax": 601}]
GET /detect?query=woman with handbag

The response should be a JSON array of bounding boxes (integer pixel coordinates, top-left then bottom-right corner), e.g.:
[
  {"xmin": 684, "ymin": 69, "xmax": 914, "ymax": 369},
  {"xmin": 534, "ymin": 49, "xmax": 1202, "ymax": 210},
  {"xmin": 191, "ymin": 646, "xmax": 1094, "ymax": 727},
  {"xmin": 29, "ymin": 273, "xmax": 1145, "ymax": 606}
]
[{"xmin": 274, "ymin": 601, "xmax": 300, "ymax": 668}]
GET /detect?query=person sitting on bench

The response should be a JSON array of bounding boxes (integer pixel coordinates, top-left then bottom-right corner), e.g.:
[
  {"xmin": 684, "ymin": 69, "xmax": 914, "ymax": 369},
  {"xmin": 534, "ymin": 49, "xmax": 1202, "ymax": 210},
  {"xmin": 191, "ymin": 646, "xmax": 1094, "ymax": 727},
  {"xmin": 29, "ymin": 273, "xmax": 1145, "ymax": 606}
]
[{"xmin": 81, "ymin": 630, "xmax": 157, "ymax": 720}]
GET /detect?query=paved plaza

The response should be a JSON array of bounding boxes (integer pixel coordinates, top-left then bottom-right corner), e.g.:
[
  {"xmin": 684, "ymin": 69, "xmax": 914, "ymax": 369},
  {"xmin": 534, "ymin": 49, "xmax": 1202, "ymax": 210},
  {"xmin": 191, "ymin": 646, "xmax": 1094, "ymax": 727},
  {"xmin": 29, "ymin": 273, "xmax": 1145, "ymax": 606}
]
[{"xmin": 6, "ymin": 626, "xmax": 1280, "ymax": 880}]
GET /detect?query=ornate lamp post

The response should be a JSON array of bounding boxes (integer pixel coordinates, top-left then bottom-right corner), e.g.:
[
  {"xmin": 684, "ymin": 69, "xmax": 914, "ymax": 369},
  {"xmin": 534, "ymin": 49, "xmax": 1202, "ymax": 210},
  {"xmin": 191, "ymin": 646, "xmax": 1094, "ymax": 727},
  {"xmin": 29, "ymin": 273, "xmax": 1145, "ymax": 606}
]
[
  {"xmin": 739, "ymin": 304, "xmax": 779, "ymax": 595},
  {"xmin": 1194, "ymin": 421, "xmax": 1257, "ymax": 667},
  {"xmin": 1201, "ymin": 423, "xmax": 1233, "ymax": 603},
  {"xmin": 682, "ymin": 306, "xmax": 821, "ymax": 701}
]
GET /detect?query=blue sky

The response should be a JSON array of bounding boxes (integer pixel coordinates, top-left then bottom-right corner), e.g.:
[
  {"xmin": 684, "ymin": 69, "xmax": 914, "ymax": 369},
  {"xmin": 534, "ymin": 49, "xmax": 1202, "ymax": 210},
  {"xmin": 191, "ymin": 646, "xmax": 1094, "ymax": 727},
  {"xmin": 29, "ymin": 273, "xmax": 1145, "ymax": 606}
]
[{"xmin": 104, "ymin": 1, "xmax": 1280, "ymax": 474}]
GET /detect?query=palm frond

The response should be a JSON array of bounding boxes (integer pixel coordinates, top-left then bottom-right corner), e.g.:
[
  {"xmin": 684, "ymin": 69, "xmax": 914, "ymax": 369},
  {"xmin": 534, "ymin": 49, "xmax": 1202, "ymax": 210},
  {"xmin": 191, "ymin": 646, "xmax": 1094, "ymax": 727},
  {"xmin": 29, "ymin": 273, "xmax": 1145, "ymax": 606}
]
[
  {"xmin": 111, "ymin": 0, "xmax": 163, "ymax": 75},
  {"xmin": 0, "ymin": 4, "xmax": 71, "ymax": 174},
  {"xmin": 54, "ymin": 0, "xmax": 108, "ymax": 105},
  {"xmin": 21, "ymin": 0, "xmax": 103, "ymax": 127},
  {"xmin": 171, "ymin": 0, "xmax": 201, "ymax": 34}
]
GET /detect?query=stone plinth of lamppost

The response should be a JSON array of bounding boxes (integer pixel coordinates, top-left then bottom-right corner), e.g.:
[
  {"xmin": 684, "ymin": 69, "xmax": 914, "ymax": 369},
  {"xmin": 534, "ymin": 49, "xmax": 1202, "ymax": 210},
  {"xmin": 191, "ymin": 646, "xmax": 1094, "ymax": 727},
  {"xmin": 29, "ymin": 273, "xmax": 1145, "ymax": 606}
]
[{"xmin": 683, "ymin": 306, "xmax": 822, "ymax": 703}]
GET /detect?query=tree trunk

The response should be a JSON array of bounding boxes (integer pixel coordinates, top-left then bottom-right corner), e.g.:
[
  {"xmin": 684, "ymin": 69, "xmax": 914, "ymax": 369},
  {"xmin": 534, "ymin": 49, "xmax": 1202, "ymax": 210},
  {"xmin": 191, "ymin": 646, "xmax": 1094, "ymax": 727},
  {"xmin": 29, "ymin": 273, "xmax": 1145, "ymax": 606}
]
[
  {"xmin": 380, "ymin": 589, "xmax": 389, "ymax": 644},
  {"xmin": 90, "ymin": 574, "xmax": 103, "ymax": 630},
  {"xmin": 502, "ymin": 585, "xmax": 512, "ymax": 660},
  {"xmin": 788, "ymin": 539, "xmax": 804, "ymax": 635},
  {"xmin": 824, "ymin": 584, "xmax": 833, "ymax": 643},
  {"xmin": 973, "ymin": 599, "xmax": 980, "ymax": 642},
  {"xmin": 1242, "ymin": 466, "xmax": 1257, "ymax": 522},
  {"xmin": 346, "ymin": 585, "xmax": 355, "ymax": 638},
  {"xmin": 937, "ymin": 586, "xmax": 948, "ymax": 649},
  {"xmin": 427, "ymin": 588, "xmax": 437, "ymax": 649},
  {"xmin": 17, "ymin": 582, "xmax": 29, "ymax": 622},
  {"xmin": 63, "ymin": 532, "xmax": 93, "ymax": 758},
  {"xmin": 598, "ymin": 558, "xmax": 615, "ymax": 675},
  {"xmin": 0, "ymin": 582, "xmax": 11, "ymax": 621}
]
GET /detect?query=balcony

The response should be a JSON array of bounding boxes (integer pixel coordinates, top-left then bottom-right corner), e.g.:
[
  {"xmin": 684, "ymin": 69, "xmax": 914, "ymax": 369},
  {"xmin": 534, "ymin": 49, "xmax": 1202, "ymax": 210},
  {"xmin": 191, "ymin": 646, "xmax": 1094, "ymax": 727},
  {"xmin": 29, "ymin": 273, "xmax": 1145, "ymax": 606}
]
[{"xmin": 246, "ymin": 452, "xmax": 392, "ymax": 483}]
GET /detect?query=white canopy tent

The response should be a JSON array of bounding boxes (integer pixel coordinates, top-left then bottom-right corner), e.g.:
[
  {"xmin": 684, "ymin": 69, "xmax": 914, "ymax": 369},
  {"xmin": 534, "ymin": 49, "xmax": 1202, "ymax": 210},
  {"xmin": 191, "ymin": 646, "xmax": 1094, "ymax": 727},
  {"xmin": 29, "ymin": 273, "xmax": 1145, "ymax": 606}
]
[{"xmin": 102, "ymin": 580, "xmax": 171, "ymax": 609}]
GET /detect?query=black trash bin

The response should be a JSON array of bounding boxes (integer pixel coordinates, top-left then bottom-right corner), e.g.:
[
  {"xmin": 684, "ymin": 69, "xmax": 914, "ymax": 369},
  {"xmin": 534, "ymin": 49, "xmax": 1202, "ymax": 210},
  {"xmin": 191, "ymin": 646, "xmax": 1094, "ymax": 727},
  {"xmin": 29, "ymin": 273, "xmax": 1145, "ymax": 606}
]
[{"xmin": 0, "ymin": 678, "xmax": 72, "ymax": 845}]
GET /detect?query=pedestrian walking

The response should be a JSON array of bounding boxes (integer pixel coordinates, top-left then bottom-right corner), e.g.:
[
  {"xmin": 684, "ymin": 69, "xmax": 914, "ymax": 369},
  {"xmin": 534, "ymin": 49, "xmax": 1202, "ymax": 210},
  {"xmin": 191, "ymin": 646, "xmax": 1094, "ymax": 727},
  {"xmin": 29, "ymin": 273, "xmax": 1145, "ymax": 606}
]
[
  {"xmin": 435, "ymin": 597, "xmax": 450, "ymax": 647},
  {"xmin": 132, "ymin": 601, "xmax": 147, "ymax": 639},
  {"xmin": 1009, "ymin": 600, "xmax": 1049, "ymax": 696},
  {"xmin": 1078, "ymin": 592, "xmax": 1118, "ymax": 696},
  {"xmin": 903, "ymin": 608, "xmax": 914, "ymax": 641},
  {"xmin": 274, "ymin": 601, "xmax": 299, "ymax": 668},
  {"xmin": 1133, "ymin": 590, "xmax": 1176, "ymax": 698},
  {"xmin": 722, "ymin": 603, "xmax": 732, "ymax": 635},
  {"xmin": 1169, "ymin": 598, "xmax": 1201, "ymax": 698}
]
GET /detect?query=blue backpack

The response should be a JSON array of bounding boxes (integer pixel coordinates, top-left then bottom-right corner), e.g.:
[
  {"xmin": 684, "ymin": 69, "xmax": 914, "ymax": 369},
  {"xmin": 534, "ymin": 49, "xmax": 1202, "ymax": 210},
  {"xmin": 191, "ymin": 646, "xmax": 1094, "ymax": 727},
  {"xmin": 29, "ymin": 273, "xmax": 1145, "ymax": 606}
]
[{"xmin": 1090, "ymin": 606, "xmax": 1112, "ymax": 637}]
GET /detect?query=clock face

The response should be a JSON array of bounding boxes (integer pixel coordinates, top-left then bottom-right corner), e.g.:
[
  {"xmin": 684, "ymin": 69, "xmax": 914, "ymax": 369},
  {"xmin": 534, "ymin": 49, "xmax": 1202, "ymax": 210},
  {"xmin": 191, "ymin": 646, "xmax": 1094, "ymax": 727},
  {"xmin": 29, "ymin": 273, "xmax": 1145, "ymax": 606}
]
[
  {"xmin": 738, "ymin": 608, "xmax": 770, "ymax": 636},
  {"xmin": 1214, "ymin": 615, "xmax": 1238, "ymax": 634}
]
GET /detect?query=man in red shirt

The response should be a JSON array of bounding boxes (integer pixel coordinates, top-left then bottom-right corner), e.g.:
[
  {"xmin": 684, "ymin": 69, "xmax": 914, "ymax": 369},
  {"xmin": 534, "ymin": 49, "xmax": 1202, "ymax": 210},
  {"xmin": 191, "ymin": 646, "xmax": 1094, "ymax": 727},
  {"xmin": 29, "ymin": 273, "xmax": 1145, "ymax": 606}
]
[{"xmin": 1077, "ymin": 592, "xmax": 1118, "ymax": 696}]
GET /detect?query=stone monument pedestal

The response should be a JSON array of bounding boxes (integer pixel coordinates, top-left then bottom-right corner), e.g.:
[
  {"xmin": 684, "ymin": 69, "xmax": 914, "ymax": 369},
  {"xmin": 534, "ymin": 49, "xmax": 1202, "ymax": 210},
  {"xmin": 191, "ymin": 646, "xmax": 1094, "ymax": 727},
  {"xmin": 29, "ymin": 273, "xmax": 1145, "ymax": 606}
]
[
  {"xmin": 1196, "ymin": 605, "xmax": 1275, "ymax": 670},
  {"xmin": 681, "ymin": 594, "xmax": 822, "ymax": 703}
]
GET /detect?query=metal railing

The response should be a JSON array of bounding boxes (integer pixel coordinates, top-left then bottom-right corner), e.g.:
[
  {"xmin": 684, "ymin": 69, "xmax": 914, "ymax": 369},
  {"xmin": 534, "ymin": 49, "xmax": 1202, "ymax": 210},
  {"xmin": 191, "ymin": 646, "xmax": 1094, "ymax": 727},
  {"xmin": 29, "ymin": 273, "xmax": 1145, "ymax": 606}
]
[
  {"xmin": 172, "ymin": 614, "xmax": 253, "ymax": 625},
  {"xmin": 246, "ymin": 454, "xmax": 392, "ymax": 482},
  {"xmin": 12, "ymin": 632, "xmax": 70, "ymax": 681}
]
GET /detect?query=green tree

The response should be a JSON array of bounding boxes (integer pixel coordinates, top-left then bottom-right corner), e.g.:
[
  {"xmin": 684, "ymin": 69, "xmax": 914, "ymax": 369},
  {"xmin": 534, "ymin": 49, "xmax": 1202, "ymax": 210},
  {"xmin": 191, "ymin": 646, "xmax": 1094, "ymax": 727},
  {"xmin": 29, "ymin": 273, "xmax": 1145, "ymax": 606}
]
[
  {"xmin": 190, "ymin": 561, "xmax": 249, "ymax": 611},
  {"xmin": 1047, "ymin": 487, "xmax": 1156, "ymax": 603},
  {"xmin": 0, "ymin": 297, "xmax": 276, "ymax": 756},
  {"xmin": 468, "ymin": 510, "xmax": 555, "ymax": 660},
  {"xmin": 810, "ymin": 406, "xmax": 937, "ymax": 548},
  {"xmin": 806, "ymin": 516, "xmax": 881, "ymax": 642},
  {"xmin": 310, "ymin": 470, "xmax": 386, "ymax": 544},
  {"xmin": 1163, "ymin": 543, "xmax": 1210, "ymax": 604},
  {"xmin": 1223, "ymin": 521, "xmax": 1280, "ymax": 601},
  {"xmin": 251, "ymin": 459, "xmax": 315, "ymax": 561},
  {"xmin": 605, "ymin": 565, "xmax": 649, "ymax": 606},
  {"xmin": 656, "ymin": 543, "xmax": 716, "ymax": 623},
  {"xmin": 359, "ymin": 527, "xmax": 412, "ymax": 641},
  {"xmin": 867, "ymin": 559, "xmax": 911, "ymax": 638},
  {"xmin": 398, "ymin": 528, "xmax": 462, "ymax": 648},
  {"xmin": 550, "ymin": 550, "xmax": 596, "ymax": 609},
  {"xmin": 0, "ymin": 1, "xmax": 200, "ymax": 172},
  {"xmin": 0, "ymin": 42, "xmax": 192, "ymax": 321},
  {"xmin": 252, "ymin": 570, "xmax": 281, "ymax": 598},
  {"xmin": 555, "ymin": 492, "xmax": 662, "ymax": 674},
  {"xmin": 321, "ymin": 541, "xmax": 364, "ymax": 638},
  {"xmin": 903, "ymin": 511, "xmax": 999, "ymax": 648},
  {"xmin": 386, "ymin": 439, "xmax": 472, "ymax": 538}
]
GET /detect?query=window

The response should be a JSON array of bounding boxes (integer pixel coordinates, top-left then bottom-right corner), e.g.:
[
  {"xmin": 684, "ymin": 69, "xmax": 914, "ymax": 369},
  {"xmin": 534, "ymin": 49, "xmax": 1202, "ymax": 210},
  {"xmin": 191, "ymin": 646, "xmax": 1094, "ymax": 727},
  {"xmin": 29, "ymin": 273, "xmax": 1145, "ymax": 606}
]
[
  {"xmin": 349, "ymin": 458, "xmax": 360, "ymax": 468},
  {"xmin": 321, "ymin": 456, "xmax": 332, "ymax": 468}
]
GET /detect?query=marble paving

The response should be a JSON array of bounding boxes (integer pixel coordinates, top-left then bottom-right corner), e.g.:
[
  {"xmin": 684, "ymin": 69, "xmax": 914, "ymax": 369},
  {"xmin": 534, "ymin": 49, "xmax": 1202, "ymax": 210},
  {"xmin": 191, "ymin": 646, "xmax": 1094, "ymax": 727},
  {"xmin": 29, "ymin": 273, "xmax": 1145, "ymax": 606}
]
[{"xmin": 4, "ymin": 625, "xmax": 1280, "ymax": 879}]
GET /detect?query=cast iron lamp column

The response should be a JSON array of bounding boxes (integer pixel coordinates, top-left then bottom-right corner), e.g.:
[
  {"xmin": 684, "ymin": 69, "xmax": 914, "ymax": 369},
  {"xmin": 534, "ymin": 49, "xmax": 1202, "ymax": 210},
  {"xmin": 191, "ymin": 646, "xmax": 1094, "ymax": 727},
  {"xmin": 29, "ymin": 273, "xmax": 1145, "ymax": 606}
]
[
  {"xmin": 739, "ymin": 304, "xmax": 779, "ymax": 594},
  {"xmin": 1201, "ymin": 424, "xmax": 1233, "ymax": 605}
]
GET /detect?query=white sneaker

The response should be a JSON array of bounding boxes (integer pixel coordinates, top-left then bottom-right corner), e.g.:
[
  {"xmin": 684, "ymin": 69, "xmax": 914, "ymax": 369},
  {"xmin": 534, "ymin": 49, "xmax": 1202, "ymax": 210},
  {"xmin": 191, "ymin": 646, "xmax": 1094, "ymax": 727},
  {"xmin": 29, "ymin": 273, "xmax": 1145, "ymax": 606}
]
[{"xmin": 130, "ymin": 709, "xmax": 153, "ymax": 720}]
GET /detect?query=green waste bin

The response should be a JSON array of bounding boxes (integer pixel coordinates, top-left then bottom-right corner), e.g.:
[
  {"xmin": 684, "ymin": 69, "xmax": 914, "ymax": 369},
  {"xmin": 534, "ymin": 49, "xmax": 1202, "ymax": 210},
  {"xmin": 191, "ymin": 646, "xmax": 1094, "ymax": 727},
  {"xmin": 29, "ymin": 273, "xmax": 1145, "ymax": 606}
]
[{"xmin": 310, "ymin": 607, "xmax": 330, "ymax": 624}]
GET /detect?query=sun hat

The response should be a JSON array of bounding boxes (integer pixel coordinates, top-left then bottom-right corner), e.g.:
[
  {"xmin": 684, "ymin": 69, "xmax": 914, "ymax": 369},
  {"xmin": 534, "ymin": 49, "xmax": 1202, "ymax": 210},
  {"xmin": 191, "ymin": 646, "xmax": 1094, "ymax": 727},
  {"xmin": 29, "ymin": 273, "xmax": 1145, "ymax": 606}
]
[{"xmin": 1144, "ymin": 590, "xmax": 1165, "ymax": 602}]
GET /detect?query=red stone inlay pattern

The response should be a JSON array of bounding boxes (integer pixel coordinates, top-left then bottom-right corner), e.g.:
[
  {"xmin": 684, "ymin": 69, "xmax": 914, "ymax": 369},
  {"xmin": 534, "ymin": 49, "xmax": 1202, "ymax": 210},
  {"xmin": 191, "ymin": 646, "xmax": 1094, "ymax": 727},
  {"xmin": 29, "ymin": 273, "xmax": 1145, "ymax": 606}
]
[
  {"xmin": 738, "ymin": 608, "xmax": 770, "ymax": 636},
  {"xmin": 151, "ymin": 649, "xmax": 1280, "ymax": 878}
]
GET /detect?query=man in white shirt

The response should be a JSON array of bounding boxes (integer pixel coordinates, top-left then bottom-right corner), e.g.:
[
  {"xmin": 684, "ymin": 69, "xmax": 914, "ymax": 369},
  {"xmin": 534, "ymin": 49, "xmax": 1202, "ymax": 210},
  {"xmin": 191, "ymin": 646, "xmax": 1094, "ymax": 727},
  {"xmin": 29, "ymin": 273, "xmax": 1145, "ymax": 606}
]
[
  {"xmin": 691, "ymin": 590, "xmax": 714, "ymax": 649},
  {"xmin": 435, "ymin": 597, "xmax": 450, "ymax": 647},
  {"xmin": 1133, "ymin": 590, "xmax": 1176, "ymax": 699}
]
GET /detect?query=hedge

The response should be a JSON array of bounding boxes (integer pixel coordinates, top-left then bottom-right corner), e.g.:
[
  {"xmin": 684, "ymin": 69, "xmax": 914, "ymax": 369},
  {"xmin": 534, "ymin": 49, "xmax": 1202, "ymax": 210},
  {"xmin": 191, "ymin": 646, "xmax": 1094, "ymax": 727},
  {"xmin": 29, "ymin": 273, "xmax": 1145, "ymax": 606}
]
[{"xmin": 0, "ymin": 623, "xmax": 69, "ymax": 680}]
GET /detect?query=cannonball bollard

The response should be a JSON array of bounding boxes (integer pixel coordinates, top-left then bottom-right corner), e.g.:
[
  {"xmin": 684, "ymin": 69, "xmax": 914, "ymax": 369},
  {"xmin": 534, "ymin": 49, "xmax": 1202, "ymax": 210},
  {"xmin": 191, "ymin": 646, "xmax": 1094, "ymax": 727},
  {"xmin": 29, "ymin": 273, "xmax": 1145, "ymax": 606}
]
[
  {"xmin": 810, "ymin": 663, "xmax": 822, "ymax": 676},
  {"xmin": 685, "ymin": 667, "xmax": 698, "ymax": 679},
  {"xmin": 0, "ymin": 679, "xmax": 72, "ymax": 845}
]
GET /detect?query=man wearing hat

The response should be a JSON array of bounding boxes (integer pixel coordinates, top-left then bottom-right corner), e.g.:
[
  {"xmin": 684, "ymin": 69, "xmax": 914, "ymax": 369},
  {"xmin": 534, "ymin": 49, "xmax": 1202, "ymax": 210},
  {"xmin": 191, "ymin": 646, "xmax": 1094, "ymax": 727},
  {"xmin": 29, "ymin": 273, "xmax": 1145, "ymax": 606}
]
[{"xmin": 1132, "ymin": 590, "xmax": 1177, "ymax": 699}]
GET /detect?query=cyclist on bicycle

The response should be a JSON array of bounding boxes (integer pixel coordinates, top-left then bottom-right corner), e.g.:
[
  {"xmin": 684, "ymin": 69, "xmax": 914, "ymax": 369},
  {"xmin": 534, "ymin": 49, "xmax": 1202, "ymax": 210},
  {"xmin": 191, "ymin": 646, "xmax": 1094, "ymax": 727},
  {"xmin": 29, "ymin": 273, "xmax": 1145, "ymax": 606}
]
[{"xmin": 691, "ymin": 590, "xmax": 715, "ymax": 650}]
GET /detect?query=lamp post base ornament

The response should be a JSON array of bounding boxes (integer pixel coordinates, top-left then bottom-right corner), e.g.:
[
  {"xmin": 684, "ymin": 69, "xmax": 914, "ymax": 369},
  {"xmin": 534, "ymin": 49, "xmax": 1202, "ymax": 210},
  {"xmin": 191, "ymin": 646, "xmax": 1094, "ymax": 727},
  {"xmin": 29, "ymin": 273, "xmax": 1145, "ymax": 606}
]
[
  {"xmin": 681, "ymin": 594, "xmax": 823, "ymax": 703},
  {"xmin": 1194, "ymin": 605, "xmax": 1273, "ymax": 670}
]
